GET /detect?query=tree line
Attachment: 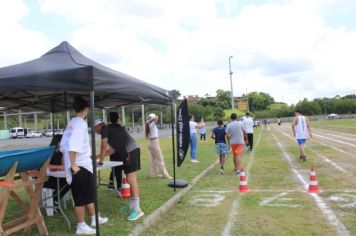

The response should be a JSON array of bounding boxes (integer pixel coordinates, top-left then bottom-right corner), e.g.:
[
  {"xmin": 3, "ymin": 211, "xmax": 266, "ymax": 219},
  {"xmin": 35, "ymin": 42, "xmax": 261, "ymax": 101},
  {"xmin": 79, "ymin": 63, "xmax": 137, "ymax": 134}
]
[{"xmin": 172, "ymin": 89, "xmax": 356, "ymax": 120}]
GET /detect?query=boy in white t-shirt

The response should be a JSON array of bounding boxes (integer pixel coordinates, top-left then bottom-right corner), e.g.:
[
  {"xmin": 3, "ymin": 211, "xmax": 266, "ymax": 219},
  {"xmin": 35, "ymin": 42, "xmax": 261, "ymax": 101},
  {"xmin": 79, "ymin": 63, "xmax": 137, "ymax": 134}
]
[{"xmin": 60, "ymin": 96, "xmax": 108, "ymax": 235}]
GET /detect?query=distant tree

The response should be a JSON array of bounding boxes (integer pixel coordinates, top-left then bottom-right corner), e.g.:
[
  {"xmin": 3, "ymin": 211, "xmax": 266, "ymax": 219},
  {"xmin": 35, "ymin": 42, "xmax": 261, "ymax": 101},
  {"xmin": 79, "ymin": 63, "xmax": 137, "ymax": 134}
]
[
  {"xmin": 247, "ymin": 91, "xmax": 275, "ymax": 111},
  {"xmin": 170, "ymin": 89, "xmax": 181, "ymax": 101},
  {"xmin": 295, "ymin": 98, "xmax": 322, "ymax": 116},
  {"xmin": 215, "ymin": 89, "xmax": 231, "ymax": 109}
]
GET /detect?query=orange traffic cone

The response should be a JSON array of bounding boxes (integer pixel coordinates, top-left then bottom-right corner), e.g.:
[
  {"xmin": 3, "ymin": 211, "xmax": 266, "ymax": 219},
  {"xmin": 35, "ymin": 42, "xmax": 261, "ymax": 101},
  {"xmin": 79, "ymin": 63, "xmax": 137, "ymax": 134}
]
[
  {"xmin": 120, "ymin": 175, "xmax": 131, "ymax": 199},
  {"xmin": 238, "ymin": 167, "xmax": 249, "ymax": 192},
  {"xmin": 308, "ymin": 166, "xmax": 320, "ymax": 193}
]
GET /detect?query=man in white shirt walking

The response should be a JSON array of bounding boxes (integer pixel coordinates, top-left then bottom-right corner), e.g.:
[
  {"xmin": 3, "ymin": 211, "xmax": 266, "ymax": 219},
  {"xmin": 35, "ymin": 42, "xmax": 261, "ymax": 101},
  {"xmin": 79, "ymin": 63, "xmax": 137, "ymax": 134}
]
[
  {"xmin": 292, "ymin": 110, "xmax": 312, "ymax": 161},
  {"xmin": 242, "ymin": 112, "xmax": 254, "ymax": 152}
]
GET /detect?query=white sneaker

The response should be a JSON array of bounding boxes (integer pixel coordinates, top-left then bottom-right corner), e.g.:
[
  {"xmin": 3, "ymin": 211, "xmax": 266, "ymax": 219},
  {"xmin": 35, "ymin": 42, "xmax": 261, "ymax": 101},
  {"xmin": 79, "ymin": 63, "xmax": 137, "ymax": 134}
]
[
  {"xmin": 90, "ymin": 215, "xmax": 108, "ymax": 227},
  {"xmin": 76, "ymin": 224, "xmax": 96, "ymax": 235}
]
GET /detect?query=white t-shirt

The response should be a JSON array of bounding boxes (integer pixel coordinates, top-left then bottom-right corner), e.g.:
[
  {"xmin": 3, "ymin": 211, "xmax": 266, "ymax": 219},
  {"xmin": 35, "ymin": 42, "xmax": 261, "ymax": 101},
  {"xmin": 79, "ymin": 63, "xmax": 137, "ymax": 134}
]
[
  {"xmin": 189, "ymin": 121, "xmax": 197, "ymax": 135},
  {"xmin": 149, "ymin": 122, "xmax": 159, "ymax": 138},
  {"xmin": 226, "ymin": 120, "xmax": 245, "ymax": 144},
  {"xmin": 242, "ymin": 117, "xmax": 254, "ymax": 134},
  {"xmin": 295, "ymin": 115, "xmax": 308, "ymax": 139},
  {"xmin": 60, "ymin": 117, "xmax": 92, "ymax": 184}
]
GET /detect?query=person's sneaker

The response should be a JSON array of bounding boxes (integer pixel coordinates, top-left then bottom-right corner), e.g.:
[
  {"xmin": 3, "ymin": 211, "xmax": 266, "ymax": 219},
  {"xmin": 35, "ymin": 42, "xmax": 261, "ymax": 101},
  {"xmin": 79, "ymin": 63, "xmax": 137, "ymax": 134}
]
[
  {"xmin": 302, "ymin": 156, "xmax": 306, "ymax": 162},
  {"xmin": 164, "ymin": 175, "xmax": 173, "ymax": 179},
  {"xmin": 127, "ymin": 210, "xmax": 144, "ymax": 221},
  {"xmin": 220, "ymin": 168, "xmax": 224, "ymax": 175},
  {"xmin": 120, "ymin": 204, "xmax": 131, "ymax": 212},
  {"xmin": 90, "ymin": 215, "xmax": 108, "ymax": 227},
  {"xmin": 76, "ymin": 224, "xmax": 96, "ymax": 235},
  {"xmin": 107, "ymin": 183, "xmax": 115, "ymax": 191},
  {"xmin": 299, "ymin": 156, "xmax": 303, "ymax": 160},
  {"xmin": 191, "ymin": 160, "xmax": 198, "ymax": 163},
  {"xmin": 235, "ymin": 171, "xmax": 240, "ymax": 176}
]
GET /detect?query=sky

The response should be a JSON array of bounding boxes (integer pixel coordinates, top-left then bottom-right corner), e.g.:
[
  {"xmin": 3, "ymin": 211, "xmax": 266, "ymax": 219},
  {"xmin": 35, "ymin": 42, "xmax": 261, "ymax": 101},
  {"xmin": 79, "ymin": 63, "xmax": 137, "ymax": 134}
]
[{"xmin": 1, "ymin": 0, "xmax": 356, "ymax": 105}]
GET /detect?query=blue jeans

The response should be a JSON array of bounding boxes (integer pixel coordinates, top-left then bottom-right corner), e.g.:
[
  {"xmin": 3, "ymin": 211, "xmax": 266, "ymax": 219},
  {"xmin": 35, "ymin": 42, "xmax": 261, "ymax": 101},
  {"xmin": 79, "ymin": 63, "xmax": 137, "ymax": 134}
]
[{"xmin": 190, "ymin": 133, "xmax": 198, "ymax": 160}]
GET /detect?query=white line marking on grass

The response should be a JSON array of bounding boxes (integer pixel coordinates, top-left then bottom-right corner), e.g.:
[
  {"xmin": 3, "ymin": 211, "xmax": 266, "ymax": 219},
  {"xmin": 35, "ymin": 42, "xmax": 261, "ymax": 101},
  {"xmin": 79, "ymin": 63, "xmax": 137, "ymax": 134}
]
[
  {"xmin": 314, "ymin": 128, "xmax": 356, "ymax": 138},
  {"xmin": 189, "ymin": 194, "xmax": 225, "ymax": 207},
  {"xmin": 314, "ymin": 131, "xmax": 356, "ymax": 142},
  {"xmin": 275, "ymin": 128, "xmax": 349, "ymax": 174},
  {"xmin": 221, "ymin": 199, "xmax": 240, "ymax": 236},
  {"xmin": 313, "ymin": 133, "xmax": 356, "ymax": 148},
  {"xmin": 329, "ymin": 194, "xmax": 356, "ymax": 208},
  {"xmin": 221, "ymin": 130, "xmax": 263, "ymax": 236},
  {"xmin": 260, "ymin": 192, "xmax": 302, "ymax": 208},
  {"xmin": 273, "ymin": 134, "xmax": 351, "ymax": 236}
]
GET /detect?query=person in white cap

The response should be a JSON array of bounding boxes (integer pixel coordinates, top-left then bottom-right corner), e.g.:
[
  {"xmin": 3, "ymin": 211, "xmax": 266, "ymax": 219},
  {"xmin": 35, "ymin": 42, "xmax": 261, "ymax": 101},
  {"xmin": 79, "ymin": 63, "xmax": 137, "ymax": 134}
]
[{"xmin": 145, "ymin": 113, "xmax": 172, "ymax": 179}]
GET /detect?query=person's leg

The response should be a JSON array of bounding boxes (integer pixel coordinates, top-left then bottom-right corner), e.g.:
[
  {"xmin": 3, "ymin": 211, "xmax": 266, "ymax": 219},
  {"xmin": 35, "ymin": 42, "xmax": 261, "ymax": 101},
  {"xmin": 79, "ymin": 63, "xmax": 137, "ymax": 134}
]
[
  {"xmin": 248, "ymin": 133, "xmax": 253, "ymax": 151},
  {"xmin": 190, "ymin": 133, "xmax": 198, "ymax": 161},
  {"xmin": 114, "ymin": 165, "xmax": 123, "ymax": 189},
  {"xmin": 148, "ymin": 141, "xmax": 158, "ymax": 177},
  {"xmin": 151, "ymin": 139, "xmax": 170, "ymax": 177},
  {"xmin": 74, "ymin": 206, "xmax": 86, "ymax": 223}
]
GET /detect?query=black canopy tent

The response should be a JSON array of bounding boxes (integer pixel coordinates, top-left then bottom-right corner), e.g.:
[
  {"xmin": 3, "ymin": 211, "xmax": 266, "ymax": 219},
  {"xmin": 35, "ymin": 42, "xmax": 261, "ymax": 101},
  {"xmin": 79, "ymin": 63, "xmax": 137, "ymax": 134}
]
[{"xmin": 0, "ymin": 41, "xmax": 176, "ymax": 235}]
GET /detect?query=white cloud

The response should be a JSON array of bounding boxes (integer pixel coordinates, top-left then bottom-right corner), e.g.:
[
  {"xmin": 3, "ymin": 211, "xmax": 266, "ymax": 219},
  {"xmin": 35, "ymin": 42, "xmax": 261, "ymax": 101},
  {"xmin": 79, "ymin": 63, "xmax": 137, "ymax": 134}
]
[
  {"xmin": 1, "ymin": 0, "xmax": 356, "ymax": 104},
  {"xmin": 0, "ymin": 0, "xmax": 50, "ymax": 66}
]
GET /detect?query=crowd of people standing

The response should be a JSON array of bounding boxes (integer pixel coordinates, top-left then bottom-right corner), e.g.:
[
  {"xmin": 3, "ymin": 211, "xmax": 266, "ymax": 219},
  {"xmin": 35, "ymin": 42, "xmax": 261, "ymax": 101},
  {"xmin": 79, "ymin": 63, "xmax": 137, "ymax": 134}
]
[{"xmin": 44, "ymin": 95, "xmax": 312, "ymax": 235}]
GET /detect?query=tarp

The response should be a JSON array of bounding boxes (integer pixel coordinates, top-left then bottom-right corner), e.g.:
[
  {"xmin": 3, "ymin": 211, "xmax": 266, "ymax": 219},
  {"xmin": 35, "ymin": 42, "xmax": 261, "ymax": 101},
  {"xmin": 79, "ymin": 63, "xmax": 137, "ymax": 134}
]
[{"xmin": 0, "ymin": 41, "xmax": 172, "ymax": 112}]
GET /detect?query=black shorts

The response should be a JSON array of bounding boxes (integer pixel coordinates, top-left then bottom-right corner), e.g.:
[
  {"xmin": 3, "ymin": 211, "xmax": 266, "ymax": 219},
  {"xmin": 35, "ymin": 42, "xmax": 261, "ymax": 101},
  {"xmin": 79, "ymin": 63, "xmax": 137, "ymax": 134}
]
[
  {"xmin": 124, "ymin": 148, "xmax": 141, "ymax": 174},
  {"xmin": 71, "ymin": 167, "xmax": 95, "ymax": 207}
]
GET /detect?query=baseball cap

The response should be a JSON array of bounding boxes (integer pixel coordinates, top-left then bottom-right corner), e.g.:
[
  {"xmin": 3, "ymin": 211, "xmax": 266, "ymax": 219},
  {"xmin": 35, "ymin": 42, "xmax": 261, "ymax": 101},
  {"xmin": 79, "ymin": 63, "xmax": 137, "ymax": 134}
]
[
  {"xmin": 94, "ymin": 119, "xmax": 104, "ymax": 127},
  {"xmin": 148, "ymin": 113, "xmax": 157, "ymax": 121}
]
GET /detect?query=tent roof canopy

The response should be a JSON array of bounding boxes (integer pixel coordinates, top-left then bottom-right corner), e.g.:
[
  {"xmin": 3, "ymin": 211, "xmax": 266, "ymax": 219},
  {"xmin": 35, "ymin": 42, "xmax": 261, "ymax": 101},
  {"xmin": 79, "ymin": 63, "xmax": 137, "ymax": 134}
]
[{"xmin": 0, "ymin": 41, "xmax": 172, "ymax": 112}]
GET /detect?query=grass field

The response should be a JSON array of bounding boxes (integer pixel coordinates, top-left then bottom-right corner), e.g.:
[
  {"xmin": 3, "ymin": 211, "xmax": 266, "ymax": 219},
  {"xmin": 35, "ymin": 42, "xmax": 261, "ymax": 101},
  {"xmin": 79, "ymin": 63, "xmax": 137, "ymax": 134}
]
[
  {"xmin": 142, "ymin": 119, "xmax": 356, "ymax": 236},
  {"xmin": 3, "ymin": 118, "xmax": 356, "ymax": 235}
]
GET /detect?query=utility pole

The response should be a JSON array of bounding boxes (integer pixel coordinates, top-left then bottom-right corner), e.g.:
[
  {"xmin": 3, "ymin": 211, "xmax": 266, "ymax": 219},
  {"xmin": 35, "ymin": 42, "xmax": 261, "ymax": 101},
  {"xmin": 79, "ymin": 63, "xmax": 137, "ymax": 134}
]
[{"xmin": 229, "ymin": 56, "xmax": 234, "ymax": 112}]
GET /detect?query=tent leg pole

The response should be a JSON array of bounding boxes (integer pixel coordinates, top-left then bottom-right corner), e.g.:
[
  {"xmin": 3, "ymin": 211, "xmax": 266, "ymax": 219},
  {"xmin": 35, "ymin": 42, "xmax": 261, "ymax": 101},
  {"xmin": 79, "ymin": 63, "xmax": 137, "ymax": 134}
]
[
  {"xmin": 170, "ymin": 103, "xmax": 176, "ymax": 191},
  {"xmin": 90, "ymin": 91, "xmax": 100, "ymax": 236}
]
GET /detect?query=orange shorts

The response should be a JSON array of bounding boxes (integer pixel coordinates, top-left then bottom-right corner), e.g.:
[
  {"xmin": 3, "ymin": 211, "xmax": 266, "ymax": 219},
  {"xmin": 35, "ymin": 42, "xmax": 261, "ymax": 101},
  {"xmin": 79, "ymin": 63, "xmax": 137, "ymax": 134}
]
[{"xmin": 230, "ymin": 144, "xmax": 244, "ymax": 156}]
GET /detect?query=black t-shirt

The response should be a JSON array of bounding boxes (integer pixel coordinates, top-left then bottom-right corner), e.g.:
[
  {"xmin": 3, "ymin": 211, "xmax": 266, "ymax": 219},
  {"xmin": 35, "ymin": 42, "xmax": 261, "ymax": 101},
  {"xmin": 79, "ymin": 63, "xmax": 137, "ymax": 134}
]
[{"xmin": 108, "ymin": 123, "xmax": 130, "ymax": 159}]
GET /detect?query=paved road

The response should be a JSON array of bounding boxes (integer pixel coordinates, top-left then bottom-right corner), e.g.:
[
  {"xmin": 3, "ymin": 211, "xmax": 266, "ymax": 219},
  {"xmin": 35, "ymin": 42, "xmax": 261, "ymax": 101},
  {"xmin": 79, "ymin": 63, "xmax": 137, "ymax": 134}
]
[{"xmin": 0, "ymin": 128, "xmax": 173, "ymax": 151}]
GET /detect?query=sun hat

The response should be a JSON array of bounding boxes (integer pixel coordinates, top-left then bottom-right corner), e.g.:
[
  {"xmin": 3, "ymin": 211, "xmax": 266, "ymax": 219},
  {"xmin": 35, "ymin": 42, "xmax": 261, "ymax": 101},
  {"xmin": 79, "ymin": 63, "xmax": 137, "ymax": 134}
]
[{"xmin": 94, "ymin": 119, "xmax": 104, "ymax": 127}]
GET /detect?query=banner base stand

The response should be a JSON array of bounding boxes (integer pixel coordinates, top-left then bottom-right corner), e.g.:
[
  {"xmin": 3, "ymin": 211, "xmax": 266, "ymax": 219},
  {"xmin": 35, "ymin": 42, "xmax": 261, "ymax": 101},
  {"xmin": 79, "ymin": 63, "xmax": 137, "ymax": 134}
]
[{"xmin": 168, "ymin": 179, "xmax": 188, "ymax": 188}]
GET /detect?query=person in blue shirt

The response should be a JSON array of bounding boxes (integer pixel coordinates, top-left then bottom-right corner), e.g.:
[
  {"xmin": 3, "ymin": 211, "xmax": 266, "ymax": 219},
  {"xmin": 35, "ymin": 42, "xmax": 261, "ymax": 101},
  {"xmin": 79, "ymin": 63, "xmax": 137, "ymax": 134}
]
[{"xmin": 211, "ymin": 119, "xmax": 229, "ymax": 174}]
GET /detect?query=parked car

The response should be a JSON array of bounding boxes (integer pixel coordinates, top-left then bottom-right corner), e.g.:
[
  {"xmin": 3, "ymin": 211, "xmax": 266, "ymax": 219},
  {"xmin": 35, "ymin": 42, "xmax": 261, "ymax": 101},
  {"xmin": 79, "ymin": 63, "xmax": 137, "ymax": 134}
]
[
  {"xmin": 25, "ymin": 129, "xmax": 35, "ymax": 138},
  {"xmin": 55, "ymin": 129, "xmax": 65, "ymax": 135},
  {"xmin": 32, "ymin": 131, "xmax": 43, "ymax": 138},
  {"xmin": 45, "ymin": 131, "xmax": 53, "ymax": 137},
  {"xmin": 10, "ymin": 127, "xmax": 25, "ymax": 139},
  {"xmin": 326, "ymin": 113, "xmax": 339, "ymax": 119}
]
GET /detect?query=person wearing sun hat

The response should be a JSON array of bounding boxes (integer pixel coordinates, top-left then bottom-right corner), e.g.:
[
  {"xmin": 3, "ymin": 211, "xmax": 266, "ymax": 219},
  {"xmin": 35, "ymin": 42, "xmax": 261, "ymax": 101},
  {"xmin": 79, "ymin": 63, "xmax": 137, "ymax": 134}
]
[{"xmin": 145, "ymin": 113, "xmax": 172, "ymax": 179}]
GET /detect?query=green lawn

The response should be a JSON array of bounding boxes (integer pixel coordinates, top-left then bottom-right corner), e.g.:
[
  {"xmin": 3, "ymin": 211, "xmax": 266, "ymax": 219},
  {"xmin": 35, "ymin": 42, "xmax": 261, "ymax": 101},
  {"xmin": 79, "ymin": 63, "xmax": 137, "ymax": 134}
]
[
  {"xmin": 6, "ymin": 136, "xmax": 217, "ymax": 236},
  {"xmin": 311, "ymin": 118, "xmax": 356, "ymax": 134},
  {"xmin": 142, "ymin": 126, "xmax": 356, "ymax": 236}
]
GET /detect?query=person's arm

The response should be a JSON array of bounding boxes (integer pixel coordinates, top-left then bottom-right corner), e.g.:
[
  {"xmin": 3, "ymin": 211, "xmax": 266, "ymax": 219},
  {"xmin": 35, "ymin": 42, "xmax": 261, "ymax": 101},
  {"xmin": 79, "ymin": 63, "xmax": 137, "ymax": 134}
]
[
  {"xmin": 69, "ymin": 151, "xmax": 80, "ymax": 174},
  {"xmin": 243, "ymin": 130, "xmax": 248, "ymax": 145},
  {"xmin": 96, "ymin": 138, "xmax": 108, "ymax": 165},
  {"xmin": 211, "ymin": 130, "xmax": 215, "ymax": 139},
  {"xmin": 306, "ymin": 117, "xmax": 312, "ymax": 138},
  {"xmin": 195, "ymin": 122, "xmax": 204, "ymax": 129},
  {"xmin": 291, "ymin": 117, "xmax": 297, "ymax": 137}
]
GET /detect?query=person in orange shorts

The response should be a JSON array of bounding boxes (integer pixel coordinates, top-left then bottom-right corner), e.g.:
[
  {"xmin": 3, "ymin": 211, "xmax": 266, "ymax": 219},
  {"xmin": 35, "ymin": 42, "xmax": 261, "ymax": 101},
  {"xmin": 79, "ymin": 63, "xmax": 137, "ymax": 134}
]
[{"xmin": 226, "ymin": 113, "xmax": 248, "ymax": 175}]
